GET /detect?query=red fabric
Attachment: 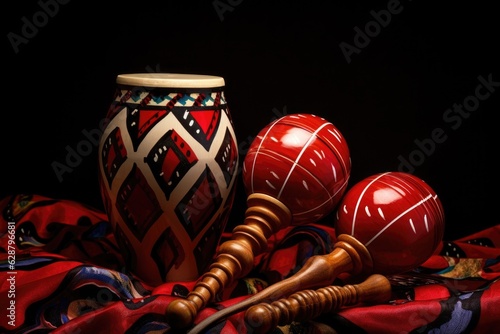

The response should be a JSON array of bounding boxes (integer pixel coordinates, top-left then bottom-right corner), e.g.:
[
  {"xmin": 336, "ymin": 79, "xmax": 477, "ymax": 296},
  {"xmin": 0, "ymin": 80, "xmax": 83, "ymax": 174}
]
[{"xmin": 1, "ymin": 194, "xmax": 500, "ymax": 333}]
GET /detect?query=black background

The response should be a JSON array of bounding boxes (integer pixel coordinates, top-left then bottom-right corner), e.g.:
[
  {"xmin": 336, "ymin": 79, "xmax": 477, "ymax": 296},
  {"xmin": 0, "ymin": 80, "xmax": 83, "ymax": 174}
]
[{"xmin": 2, "ymin": 0, "xmax": 498, "ymax": 241}]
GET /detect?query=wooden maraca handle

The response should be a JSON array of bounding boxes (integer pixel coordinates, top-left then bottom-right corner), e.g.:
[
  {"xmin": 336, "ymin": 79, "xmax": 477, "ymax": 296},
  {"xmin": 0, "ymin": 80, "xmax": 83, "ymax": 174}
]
[
  {"xmin": 186, "ymin": 234, "xmax": 373, "ymax": 334},
  {"xmin": 166, "ymin": 193, "xmax": 292, "ymax": 329},
  {"xmin": 168, "ymin": 113, "xmax": 354, "ymax": 329},
  {"xmin": 245, "ymin": 274, "xmax": 392, "ymax": 334}
]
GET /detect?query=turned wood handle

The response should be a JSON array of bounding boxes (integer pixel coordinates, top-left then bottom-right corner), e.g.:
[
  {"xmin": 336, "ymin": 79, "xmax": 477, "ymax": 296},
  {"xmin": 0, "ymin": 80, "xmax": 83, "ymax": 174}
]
[
  {"xmin": 186, "ymin": 234, "xmax": 373, "ymax": 334},
  {"xmin": 244, "ymin": 274, "xmax": 392, "ymax": 334},
  {"xmin": 166, "ymin": 193, "xmax": 293, "ymax": 329}
]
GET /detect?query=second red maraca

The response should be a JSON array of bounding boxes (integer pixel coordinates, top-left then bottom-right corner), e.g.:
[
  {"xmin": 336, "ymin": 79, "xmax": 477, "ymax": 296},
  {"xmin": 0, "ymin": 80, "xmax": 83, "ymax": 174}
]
[{"xmin": 334, "ymin": 171, "xmax": 445, "ymax": 274}]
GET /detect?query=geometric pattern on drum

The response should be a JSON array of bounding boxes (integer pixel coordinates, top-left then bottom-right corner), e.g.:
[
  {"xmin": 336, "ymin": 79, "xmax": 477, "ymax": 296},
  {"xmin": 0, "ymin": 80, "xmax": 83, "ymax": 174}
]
[
  {"xmin": 175, "ymin": 165, "xmax": 222, "ymax": 240},
  {"xmin": 114, "ymin": 88, "xmax": 225, "ymax": 108},
  {"xmin": 126, "ymin": 107, "xmax": 169, "ymax": 151},
  {"xmin": 115, "ymin": 163, "xmax": 163, "ymax": 242},
  {"xmin": 172, "ymin": 107, "xmax": 222, "ymax": 151},
  {"xmin": 216, "ymin": 127, "xmax": 239, "ymax": 188},
  {"xmin": 100, "ymin": 126, "xmax": 127, "ymax": 188},
  {"xmin": 193, "ymin": 193, "xmax": 233, "ymax": 275},
  {"xmin": 144, "ymin": 129, "xmax": 198, "ymax": 201},
  {"xmin": 151, "ymin": 227, "xmax": 184, "ymax": 283}
]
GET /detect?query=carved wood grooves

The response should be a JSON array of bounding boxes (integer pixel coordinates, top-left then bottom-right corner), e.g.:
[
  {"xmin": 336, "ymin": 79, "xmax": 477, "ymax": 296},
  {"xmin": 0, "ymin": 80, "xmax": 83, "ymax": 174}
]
[
  {"xmin": 244, "ymin": 274, "xmax": 392, "ymax": 334},
  {"xmin": 166, "ymin": 193, "xmax": 293, "ymax": 329},
  {"xmin": 186, "ymin": 234, "xmax": 375, "ymax": 334}
]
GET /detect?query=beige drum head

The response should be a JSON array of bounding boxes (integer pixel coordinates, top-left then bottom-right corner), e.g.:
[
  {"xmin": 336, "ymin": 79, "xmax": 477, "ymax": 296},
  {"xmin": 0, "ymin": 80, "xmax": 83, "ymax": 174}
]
[{"xmin": 116, "ymin": 73, "xmax": 225, "ymax": 88}]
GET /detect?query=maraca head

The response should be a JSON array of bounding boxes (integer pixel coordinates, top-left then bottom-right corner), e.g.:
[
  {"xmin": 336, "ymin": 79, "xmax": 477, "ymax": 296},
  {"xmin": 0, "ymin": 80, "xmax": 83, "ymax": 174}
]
[
  {"xmin": 242, "ymin": 114, "xmax": 351, "ymax": 224},
  {"xmin": 335, "ymin": 172, "xmax": 445, "ymax": 275}
]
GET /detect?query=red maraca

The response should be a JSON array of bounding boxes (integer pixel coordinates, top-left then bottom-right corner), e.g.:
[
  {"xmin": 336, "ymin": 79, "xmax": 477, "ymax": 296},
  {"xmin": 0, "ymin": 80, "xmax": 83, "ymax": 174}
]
[
  {"xmin": 166, "ymin": 113, "xmax": 351, "ymax": 328},
  {"xmin": 334, "ymin": 171, "xmax": 445, "ymax": 274},
  {"xmin": 243, "ymin": 113, "xmax": 351, "ymax": 224},
  {"xmin": 188, "ymin": 171, "xmax": 445, "ymax": 334}
]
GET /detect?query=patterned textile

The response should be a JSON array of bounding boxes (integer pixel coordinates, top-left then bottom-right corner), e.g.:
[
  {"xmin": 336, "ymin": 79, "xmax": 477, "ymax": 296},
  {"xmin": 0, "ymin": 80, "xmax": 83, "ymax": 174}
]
[{"xmin": 1, "ymin": 194, "xmax": 499, "ymax": 333}]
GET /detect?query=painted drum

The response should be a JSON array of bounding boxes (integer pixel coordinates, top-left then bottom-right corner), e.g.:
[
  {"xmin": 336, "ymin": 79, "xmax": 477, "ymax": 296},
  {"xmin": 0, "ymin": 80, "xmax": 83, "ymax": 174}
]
[
  {"xmin": 242, "ymin": 113, "xmax": 351, "ymax": 224},
  {"xmin": 98, "ymin": 73, "xmax": 239, "ymax": 286},
  {"xmin": 334, "ymin": 171, "xmax": 445, "ymax": 275}
]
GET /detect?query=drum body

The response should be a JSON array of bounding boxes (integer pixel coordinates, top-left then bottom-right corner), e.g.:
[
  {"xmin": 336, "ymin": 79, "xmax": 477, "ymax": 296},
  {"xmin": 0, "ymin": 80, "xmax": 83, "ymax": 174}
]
[{"xmin": 98, "ymin": 73, "xmax": 239, "ymax": 286}]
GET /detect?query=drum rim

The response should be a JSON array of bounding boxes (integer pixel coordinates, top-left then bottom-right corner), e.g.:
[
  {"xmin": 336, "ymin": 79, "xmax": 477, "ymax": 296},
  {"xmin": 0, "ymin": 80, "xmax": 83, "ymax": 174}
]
[{"xmin": 116, "ymin": 73, "xmax": 225, "ymax": 88}]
